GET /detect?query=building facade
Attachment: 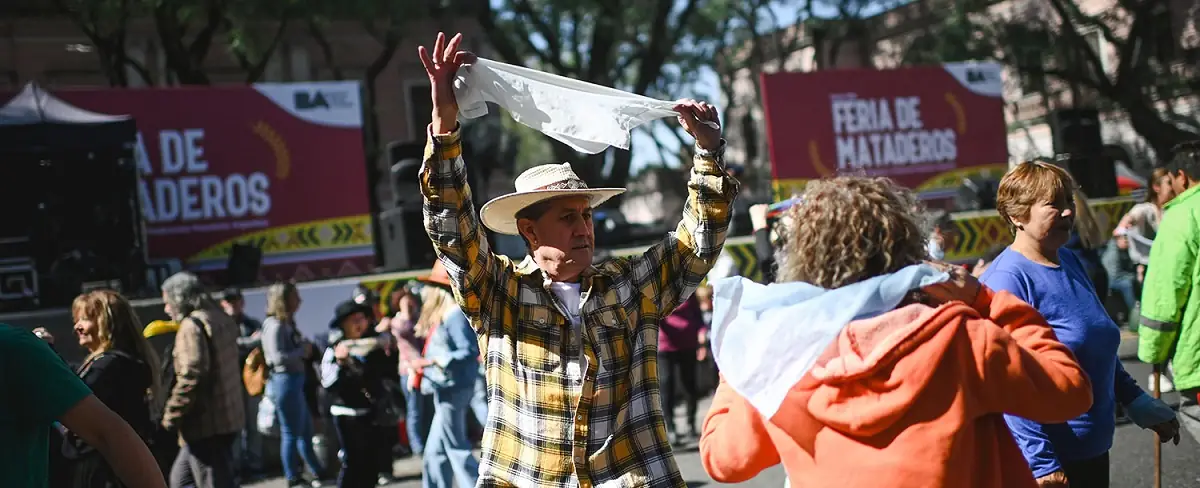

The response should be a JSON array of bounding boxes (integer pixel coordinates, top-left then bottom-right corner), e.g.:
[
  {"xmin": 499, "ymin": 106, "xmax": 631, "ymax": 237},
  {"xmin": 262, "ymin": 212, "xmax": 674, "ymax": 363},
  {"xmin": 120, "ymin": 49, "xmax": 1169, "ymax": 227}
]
[
  {"xmin": 0, "ymin": 8, "xmax": 484, "ymax": 212},
  {"xmin": 720, "ymin": 0, "xmax": 1200, "ymax": 193}
]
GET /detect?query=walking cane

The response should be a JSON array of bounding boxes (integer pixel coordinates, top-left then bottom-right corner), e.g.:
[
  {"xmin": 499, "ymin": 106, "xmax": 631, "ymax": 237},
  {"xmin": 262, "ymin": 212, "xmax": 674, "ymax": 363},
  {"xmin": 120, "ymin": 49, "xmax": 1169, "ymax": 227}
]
[{"xmin": 1152, "ymin": 369, "xmax": 1163, "ymax": 488}]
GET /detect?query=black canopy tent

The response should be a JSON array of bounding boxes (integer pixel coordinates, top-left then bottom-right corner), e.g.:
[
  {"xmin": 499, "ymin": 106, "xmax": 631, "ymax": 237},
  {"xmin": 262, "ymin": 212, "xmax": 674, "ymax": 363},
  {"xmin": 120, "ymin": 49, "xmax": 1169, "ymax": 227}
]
[{"xmin": 0, "ymin": 82, "xmax": 146, "ymax": 308}]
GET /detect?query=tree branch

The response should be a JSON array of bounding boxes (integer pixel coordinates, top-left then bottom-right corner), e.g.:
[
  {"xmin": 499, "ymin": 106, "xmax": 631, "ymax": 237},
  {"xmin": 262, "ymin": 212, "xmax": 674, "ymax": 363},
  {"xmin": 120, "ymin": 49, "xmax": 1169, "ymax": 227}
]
[
  {"xmin": 632, "ymin": 0, "xmax": 683, "ymax": 94},
  {"xmin": 568, "ymin": 8, "xmax": 584, "ymax": 72},
  {"xmin": 309, "ymin": 18, "xmax": 344, "ymax": 80},
  {"xmin": 125, "ymin": 56, "xmax": 154, "ymax": 86},
  {"xmin": 585, "ymin": 0, "xmax": 624, "ymax": 84},
  {"xmin": 472, "ymin": 0, "xmax": 531, "ymax": 66},
  {"xmin": 511, "ymin": 0, "xmax": 570, "ymax": 74},
  {"xmin": 239, "ymin": 17, "xmax": 290, "ymax": 83},
  {"xmin": 1043, "ymin": 0, "xmax": 1113, "ymax": 91},
  {"xmin": 188, "ymin": 0, "xmax": 226, "ymax": 64}
]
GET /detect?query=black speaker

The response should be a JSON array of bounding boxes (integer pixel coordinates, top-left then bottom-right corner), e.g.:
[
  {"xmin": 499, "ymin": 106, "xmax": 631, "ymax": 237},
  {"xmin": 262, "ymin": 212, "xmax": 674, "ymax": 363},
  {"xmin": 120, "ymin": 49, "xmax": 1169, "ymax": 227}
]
[
  {"xmin": 1057, "ymin": 153, "xmax": 1119, "ymax": 199},
  {"xmin": 387, "ymin": 141, "xmax": 424, "ymax": 209},
  {"xmin": 378, "ymin": 208, "xmax": 435, "ymax": 271},
  {"xmin": 1050, "ymin": 109, "xmax": 1104, "ymax": 157},
  {"xmin": 226, "ymin": 243, "xmax": 262, "ymax": 286},
  {"xmin": 391, "ymin": 158, "xmax": 423, "ymax": 209}
]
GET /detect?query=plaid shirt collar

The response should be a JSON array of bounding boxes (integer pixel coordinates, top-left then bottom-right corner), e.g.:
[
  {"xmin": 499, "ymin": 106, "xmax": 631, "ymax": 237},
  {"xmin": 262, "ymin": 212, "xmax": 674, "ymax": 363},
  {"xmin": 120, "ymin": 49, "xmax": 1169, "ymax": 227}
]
[{"xmin": 514, "ymin": 255, "xmax": 624, "ymax": 330}]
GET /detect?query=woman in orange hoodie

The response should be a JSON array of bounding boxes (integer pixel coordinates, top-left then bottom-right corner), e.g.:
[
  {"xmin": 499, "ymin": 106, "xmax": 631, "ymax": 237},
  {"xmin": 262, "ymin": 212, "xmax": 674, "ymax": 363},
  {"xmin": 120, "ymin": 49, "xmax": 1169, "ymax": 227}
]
[{"xmin": 699, "ymin": 176, "xmax": 1094, "ymax": 488}]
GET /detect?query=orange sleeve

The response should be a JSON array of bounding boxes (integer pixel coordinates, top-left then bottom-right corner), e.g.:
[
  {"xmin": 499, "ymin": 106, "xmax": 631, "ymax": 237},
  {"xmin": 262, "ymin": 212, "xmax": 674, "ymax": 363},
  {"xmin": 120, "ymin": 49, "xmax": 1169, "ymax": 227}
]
[
  {"xmin": 965, "ymin": 287, "xmax": 1093, "ymax": 423},
  {"xmin": 700, "ymin": 379, "xmax": 782, "ymax": 483}
]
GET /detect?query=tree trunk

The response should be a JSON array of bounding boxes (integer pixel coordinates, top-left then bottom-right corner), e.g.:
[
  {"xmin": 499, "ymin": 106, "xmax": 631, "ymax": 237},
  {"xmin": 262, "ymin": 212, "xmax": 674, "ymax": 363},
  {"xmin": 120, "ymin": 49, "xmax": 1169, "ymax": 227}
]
[{"xmin": 1120, "ymin": 93, "xmax": 1198, "ymax": 158}]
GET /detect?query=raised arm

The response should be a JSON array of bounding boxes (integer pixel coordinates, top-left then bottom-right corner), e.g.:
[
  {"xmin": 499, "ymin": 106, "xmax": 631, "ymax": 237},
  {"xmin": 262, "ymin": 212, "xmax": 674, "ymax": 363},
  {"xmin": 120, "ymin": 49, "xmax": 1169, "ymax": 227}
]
[
  {"xmin": 418, "ymin": 33, "xmax": 501, "ymax": 331},
  {"xmin": 625, "ymin": 101, "xmax": 738, "ymax": 316}
]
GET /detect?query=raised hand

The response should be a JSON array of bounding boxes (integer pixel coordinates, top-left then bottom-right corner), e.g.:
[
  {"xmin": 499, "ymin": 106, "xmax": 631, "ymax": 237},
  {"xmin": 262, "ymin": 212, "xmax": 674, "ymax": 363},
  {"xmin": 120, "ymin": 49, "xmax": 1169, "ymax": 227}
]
[
  {"xmin": 673, "ymin": 99, "xmax": 722, "ymax": 152},
  {"xmin": 418, "ymin": 32, "xmax": 477, "ymax": 134}
]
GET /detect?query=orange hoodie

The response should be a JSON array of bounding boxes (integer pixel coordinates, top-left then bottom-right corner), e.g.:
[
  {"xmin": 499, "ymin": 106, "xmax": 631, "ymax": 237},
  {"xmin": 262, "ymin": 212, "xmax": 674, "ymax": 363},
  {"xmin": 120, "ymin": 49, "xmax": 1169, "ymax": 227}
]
[{"xmin": 700, "ymin": 287, "xmax": 1092, "ymax": 488}]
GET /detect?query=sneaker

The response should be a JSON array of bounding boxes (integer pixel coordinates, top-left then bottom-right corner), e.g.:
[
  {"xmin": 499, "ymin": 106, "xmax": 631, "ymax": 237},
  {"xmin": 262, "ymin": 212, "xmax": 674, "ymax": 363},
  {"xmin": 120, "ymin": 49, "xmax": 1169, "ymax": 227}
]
[{"xmin": 1150, "ymin": 372, "xmax": 1175, "ymax": 393}]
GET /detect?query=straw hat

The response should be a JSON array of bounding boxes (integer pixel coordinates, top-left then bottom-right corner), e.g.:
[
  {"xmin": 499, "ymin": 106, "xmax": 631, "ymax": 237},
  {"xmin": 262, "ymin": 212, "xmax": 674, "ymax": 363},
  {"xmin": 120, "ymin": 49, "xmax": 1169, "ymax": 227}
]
[{"xmin": 479, "ymin": 163, "xmax": 625, "ymax": 235}]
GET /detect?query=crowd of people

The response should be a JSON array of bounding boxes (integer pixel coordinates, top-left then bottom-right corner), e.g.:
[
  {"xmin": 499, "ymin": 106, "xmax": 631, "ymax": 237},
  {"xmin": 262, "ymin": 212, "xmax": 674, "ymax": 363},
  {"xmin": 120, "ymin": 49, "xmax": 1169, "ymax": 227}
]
[
  {"xmin": 1, "ymin": 261, "xmax": 490, "ymax": 488},
  {"xmin": 4, "ymin": 30, "xmax": 1200, "ymax": 488}
]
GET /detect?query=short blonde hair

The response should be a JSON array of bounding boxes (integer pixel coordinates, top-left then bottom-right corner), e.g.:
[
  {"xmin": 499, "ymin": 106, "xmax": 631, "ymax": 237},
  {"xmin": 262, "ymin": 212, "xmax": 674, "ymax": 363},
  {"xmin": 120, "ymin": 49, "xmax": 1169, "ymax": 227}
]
[
  {"xmin": 996, "ymin": 160, "xmax": 1076, "ymax": 233},
  {"xmin": 778, "ymin": 176, "xmax": 928, "ymax": 289}
]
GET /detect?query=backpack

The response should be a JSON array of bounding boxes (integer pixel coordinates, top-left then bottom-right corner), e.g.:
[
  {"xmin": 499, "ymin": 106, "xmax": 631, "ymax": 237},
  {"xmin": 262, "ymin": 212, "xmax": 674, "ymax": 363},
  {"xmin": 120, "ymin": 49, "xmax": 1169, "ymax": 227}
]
[{"xmin": 242, "ymin": 346, "xmax": 268, "ymax": 396}]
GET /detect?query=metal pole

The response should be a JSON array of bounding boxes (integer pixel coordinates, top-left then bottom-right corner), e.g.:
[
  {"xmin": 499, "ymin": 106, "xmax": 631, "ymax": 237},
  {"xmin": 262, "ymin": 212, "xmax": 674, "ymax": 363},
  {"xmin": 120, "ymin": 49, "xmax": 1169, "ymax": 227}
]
[{"xmin": 1153, "ymin": 369, "xmax": 1163, "ymax": 488}]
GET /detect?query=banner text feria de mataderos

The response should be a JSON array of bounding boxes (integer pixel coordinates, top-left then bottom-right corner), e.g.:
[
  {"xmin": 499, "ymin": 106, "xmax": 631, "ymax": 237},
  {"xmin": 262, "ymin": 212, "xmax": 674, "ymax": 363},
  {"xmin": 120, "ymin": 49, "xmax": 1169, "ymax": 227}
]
[
  {"xmin": 761, "ymin": 62, "xmax": 1010, "ymax": 202},
  {"xmin": 56, "ymin": 82, "xmax": 375, "ymax": 282}
]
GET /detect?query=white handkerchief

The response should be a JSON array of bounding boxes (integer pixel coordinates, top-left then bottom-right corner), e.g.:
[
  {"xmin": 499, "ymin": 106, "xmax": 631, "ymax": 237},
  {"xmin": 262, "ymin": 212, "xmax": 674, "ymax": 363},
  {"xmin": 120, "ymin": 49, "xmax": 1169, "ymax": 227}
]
[{"xmin": 453, "ymin": 58, "xmax": 680, "ymax": 154}]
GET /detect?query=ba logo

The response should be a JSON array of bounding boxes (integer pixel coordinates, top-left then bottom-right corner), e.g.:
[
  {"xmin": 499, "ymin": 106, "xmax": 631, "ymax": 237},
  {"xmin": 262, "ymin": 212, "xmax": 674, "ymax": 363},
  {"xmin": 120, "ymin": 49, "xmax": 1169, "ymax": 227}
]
[
  {"xmin": 294, "ymin": 90, "xmax": 352, "ymax": 110},
  {"xmin": 966, "ymin": 69, "xmax": 994, "ymax": 84}
]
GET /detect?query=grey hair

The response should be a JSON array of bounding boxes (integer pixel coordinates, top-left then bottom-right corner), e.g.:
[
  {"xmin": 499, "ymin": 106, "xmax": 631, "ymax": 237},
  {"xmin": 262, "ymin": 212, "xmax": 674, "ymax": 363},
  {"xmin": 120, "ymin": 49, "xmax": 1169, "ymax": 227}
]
[{"xmin": 161, "ymin": 271, "xmax": 215, "ymax": 321}]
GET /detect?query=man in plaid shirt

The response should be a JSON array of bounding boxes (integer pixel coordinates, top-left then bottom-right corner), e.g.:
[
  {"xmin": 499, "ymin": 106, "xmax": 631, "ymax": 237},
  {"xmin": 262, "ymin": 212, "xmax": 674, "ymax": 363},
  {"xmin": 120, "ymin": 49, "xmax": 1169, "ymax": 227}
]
[{"xmin": 417, "ymin": 33, "xmax": 738, "ymax": 488}]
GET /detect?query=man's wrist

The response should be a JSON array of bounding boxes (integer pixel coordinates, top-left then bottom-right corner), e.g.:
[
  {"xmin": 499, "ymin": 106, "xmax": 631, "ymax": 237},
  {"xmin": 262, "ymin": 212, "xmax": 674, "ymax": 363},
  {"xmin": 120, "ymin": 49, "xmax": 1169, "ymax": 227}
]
[
  {"xmin": 695, "ymin": 139, "xmax": 727, "ymax": 161},
  {"xmin": 432, "ymin": 109, "xmax": 458, "ymax": 134}
]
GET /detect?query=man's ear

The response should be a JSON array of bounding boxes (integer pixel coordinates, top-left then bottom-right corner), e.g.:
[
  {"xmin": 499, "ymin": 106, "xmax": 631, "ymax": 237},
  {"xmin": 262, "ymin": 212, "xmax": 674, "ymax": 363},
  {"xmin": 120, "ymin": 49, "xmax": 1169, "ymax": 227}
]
[{"xmin": 517, "ymin": 219, "xmax": 537, "ymax": 244}]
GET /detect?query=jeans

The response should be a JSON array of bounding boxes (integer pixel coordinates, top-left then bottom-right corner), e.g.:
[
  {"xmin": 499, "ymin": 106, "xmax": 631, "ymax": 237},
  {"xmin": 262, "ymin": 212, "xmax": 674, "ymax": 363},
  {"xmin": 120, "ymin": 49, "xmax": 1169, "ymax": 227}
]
[
  {"xmin": 233, "ymin": 391, "xmax": 264, "ymax": 476},
  {"xmin": 333, "ymin": 415, "xmax": 380, "ymax": 488},
  {"xmin": 422, "ymin": 385, "xmax": 480, "ymax": 488},
  {"xmin": 168, "ymin": 433, "xmax": 238, "ymax": 488},
  {"xmin": 267, "ymin": 372, "xmax": 325, "ymax": 482},
  {"xmin": 658, "ymin": 349, "xmax": 699, "ymax": 433},
  {"xmin": 469, "ymin": 370, "xmax": 488, "ymax": 428},
  {"xmin": 1110, "ymin": 276, "xmax": 1136, "ymax": 315},
  {"xmin": 400, "ymin": 374, "xmax": 433, "ymax": 455}
]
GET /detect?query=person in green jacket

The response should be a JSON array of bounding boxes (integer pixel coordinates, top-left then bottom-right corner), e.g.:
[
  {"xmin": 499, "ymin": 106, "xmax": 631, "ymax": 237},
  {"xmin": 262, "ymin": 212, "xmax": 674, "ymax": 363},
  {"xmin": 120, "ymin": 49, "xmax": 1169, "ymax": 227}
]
[{"xmin": 1139, "ymin": 140, "xmax": 1200, "ymax": 443}]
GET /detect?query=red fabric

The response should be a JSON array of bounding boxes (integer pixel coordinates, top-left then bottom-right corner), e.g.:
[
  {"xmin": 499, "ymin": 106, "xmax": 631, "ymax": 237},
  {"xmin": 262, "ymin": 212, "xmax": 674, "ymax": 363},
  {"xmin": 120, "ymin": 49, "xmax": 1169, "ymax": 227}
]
[{"xmin": 408, "ymin": 322, "xmax": 440, "ymax": 391}]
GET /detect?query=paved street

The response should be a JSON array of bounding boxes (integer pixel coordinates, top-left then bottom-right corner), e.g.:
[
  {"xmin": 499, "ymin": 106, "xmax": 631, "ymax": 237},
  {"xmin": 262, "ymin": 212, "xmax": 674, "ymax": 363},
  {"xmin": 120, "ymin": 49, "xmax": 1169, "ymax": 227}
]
[{"xmin": 249, "ymin": 338, "xmax": 1200, "ymax": 487}]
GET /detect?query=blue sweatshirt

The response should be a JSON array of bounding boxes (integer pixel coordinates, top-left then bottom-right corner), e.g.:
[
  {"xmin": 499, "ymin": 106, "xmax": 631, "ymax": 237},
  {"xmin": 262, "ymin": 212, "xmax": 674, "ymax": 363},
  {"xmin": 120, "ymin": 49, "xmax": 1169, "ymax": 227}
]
[{"xmin": 980, "ymin": 247, "xmax": 1144, "ymax": 477}]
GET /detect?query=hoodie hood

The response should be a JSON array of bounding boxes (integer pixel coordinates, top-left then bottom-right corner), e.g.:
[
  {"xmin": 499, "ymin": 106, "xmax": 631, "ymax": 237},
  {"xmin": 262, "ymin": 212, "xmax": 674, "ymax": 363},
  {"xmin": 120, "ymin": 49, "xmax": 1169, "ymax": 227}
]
[{"xmin": 709, "ymin": 264, "xmax": 950, "ymax": 427}]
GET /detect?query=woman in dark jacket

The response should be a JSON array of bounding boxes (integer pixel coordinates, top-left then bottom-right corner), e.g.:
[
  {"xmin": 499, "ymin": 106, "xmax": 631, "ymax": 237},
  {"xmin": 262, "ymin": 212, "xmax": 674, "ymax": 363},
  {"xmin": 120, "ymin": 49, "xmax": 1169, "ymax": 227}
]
[
  {"xmin": 62, "ymin": 290, "xmax": 161, "ymax": 488},
  {"xmin": 320, "ymin": 301, "xmax": 395, "ymax": 488}
]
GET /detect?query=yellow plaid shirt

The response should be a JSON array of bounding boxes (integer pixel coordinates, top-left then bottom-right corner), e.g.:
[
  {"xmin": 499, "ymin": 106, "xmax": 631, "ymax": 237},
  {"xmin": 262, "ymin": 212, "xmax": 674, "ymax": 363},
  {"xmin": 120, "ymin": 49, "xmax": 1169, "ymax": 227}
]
[{"xmin": 420, "ymin": 126, "xmax": 738, "ymax": 488}]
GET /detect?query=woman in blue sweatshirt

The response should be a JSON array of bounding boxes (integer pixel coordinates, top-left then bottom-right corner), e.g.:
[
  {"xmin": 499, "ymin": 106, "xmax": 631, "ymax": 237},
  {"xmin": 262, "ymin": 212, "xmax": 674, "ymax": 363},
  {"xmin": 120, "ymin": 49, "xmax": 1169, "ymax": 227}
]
[{"xmin": 980, "ymin": 160, "xmax": 1179, "ymax": 488}]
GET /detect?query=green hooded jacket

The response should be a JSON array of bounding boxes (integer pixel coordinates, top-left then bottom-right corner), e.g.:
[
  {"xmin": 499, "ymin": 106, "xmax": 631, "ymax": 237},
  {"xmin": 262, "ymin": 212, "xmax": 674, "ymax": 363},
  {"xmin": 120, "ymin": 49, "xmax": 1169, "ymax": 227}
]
[{"xmin": 1138, "ymin": 183, "xmax": 1200, "ymax": 391}]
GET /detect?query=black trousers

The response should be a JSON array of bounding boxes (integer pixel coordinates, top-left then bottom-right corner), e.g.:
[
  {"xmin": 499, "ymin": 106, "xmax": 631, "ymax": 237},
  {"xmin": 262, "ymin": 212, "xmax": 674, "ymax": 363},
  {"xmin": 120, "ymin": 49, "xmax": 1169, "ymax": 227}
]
[
  {"xmin": 1062, "ymin": 452, "xmax": 1109, "ymax": 488},
  {"xmin": 333, "ymin": 415, "xmax": 381, "ymax": 488},
  {"xmin": 657, "ymin": 349, "xmax": 699, "ymax": 433}
]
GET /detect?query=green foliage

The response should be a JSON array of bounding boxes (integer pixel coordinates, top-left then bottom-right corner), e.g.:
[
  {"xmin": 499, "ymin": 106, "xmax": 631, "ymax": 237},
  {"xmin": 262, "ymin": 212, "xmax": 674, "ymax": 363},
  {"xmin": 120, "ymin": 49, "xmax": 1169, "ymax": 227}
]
[{"xmin": 907, "ymin": 0, "xmax": 1199, "ymax": 157}]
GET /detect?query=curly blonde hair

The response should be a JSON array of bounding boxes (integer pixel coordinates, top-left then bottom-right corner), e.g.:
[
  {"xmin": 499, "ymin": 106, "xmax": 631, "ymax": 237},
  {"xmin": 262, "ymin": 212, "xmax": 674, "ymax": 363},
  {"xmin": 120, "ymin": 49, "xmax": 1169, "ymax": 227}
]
[{"xmin": 777, "ymin": 176, "xmax": 929, "ymax": 288}]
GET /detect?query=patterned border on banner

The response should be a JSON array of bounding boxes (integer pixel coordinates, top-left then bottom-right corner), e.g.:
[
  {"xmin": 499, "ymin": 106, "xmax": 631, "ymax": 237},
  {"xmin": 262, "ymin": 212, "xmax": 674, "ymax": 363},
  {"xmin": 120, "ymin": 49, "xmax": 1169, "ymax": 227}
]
[
  {"xmin": 187, "ymin": 214, "xmax": 374, "ymax": 263},
  {"xmin": 772, "ymin": 164, "xmax": 1009, "ymax": 201},
  {"xmin": 347, "ymin": 198, "xmax": 1136, "ymax": 294}
]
